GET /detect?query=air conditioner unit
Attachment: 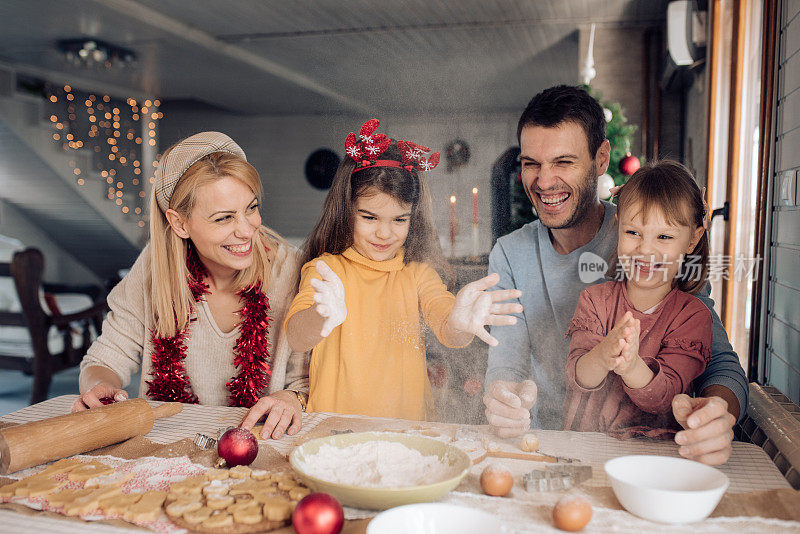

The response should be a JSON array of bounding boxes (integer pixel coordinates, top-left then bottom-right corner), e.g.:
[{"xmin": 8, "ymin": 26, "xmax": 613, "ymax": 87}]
[{"xmin": 667, "ymin": 1, "xmax": 707, "ymax": 66}]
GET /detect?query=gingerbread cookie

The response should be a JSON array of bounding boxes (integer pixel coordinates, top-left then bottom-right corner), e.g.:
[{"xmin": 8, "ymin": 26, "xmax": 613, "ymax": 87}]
[
  {"xmin": 166, "ymin": 497, "xmax": 203, "ymax": 516},
  {"xmin": 164, "ymin": 470, "xmax": 309, "ymax": 533},
  {"xmin": 205, "ymin": 468, "xmax": 229, "ymax": 481},
  {"xmin": 39, "ymin": 458, "xmax": 85, "ymax": 477},
  {"xmin": 19, "ymin": 477, "xmax": 68, "ymax": 498},
  {"xmin": 122, "ymin": 491, "xmax": 168, "ymax": 522},
  {"xmin": 84, "ymin": 470, "xmax": 134, "ymax": 488},
  {"xmin": 251, "ymin": 469, "xmax": 270, "ymax": 481},
  {"xmin": 0, "ymin": 472, "xmax": 52, "ymax": 499},
  {"xmin": 170, "ymin": 475, "xmax": 207, "ymax": 495},
  {"xmin": 229, "ymin": 465, "xmax": 252, "ymax": 479},
  {"xmin": 63, "ymin": 485, "xmax": 123, "ymax": 516},
  {"xmin": 183, "ymin": 506, "xmax": 213, "ymax": 525},
  {"xmin": 45, "ymin": 488, "xmax": 95, "ymax": 507},
  {"xmin": 98, "ymin": 492, "xmax": 142, "ymax": 515},
  {"xmin": 232, "ymin": 503, "xmax": 263, "ymax": 525},
  {"xmin": 67, "ymin": 461, "xmax": 115, "ymax": 482}
]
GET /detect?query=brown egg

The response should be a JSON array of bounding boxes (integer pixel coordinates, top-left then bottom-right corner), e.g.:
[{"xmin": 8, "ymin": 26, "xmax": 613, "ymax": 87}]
[
  {"xmin": 552, "ymin": 494, "xmax": 592, "ymax": 531},
  {"xmin": 480, "ymin": 464, "xmax": 513, "ymax": 497}
]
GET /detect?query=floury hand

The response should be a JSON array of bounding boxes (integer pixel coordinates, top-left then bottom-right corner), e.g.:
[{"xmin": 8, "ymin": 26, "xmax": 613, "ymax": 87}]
[
  {"xmin": 483, "ymin": 380, "xmax": 538, "ymax": 437},
  {"xmin": 311, "ymin": 260, "xmax": 347, "ymax": 337},
  {"xmin": 448, "ymin": 272, "xmax": 523, "ymax": 346}
]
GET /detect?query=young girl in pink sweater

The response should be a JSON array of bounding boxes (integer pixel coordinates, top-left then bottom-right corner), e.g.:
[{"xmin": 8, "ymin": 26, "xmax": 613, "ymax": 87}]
[{"xmin": 563, "ymin": 161, "xmax": 712, "ymax": 438}]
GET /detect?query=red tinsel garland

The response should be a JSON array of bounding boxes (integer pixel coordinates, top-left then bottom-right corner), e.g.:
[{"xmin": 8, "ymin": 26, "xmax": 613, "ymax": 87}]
[{"xmin": 145, "ymin": 248, "xmax": 271, "ymax": 407}]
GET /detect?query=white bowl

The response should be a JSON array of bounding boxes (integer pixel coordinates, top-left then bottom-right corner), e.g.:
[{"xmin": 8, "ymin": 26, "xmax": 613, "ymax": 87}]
[
  {"xmin": 366, "ymin": 503, "xmax": 504, "ymax": 534},
  {"xmin": 604, "ymin": 455, "xmax": 729, "ymax": 524}
]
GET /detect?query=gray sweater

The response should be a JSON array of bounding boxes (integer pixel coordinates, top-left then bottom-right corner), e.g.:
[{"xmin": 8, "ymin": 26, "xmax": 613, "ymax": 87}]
[
  {"xmin": 485, "ymin": 201, "xmax": 748, "ymax": 429},
  {"xmin": 80, "ymin": 241, "xmax": 309, "ymax": 405}
]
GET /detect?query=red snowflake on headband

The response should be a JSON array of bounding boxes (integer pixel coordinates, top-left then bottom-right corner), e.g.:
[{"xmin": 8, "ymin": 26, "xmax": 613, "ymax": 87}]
[
  {"xmin": 345, "ymin": 119, "xmax": 440, "ymax": 173},
  {"xmin": 345, "ymin": 119, "xmax": 390, "ymax": 160},
  {"xmin": 398, "ymin": 140, "xmax": 440, "ymax": 171}
]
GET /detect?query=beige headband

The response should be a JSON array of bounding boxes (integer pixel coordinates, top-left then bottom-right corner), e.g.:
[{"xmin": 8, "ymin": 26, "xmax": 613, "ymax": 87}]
[{"xmin": 153, "ymin": 131, "xmax": 247, "ymax": 212}]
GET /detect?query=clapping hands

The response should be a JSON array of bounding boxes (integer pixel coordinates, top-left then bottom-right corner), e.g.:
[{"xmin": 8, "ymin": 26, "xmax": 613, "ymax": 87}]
[
  {"xmin": 447, "ymin": 272, "xmax": 523, "ymax": 346},
  {"xmin": 590, "ymin": 311, "xmax": 640, "ymax": 376},
  {"xmin": 575, "ymin": 311, "xmax": 652, "ymax": 390},
  {"xmin": 611, "ymin": 312, "xmax": 641, "ymax": 377}
]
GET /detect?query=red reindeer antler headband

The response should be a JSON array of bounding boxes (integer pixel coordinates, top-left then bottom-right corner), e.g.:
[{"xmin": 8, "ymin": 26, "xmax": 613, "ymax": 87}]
[{"xmin": 345, "ymin": 118, "xmax": 440, "ymax": 173}]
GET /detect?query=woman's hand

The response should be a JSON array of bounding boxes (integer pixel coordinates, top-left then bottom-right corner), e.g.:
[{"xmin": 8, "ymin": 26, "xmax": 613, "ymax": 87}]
[
  {"xmin": 311, "ymin": 260, "xmax": 347, "ymax": 338},
  {"xmin": 71, "ymin": 383, "xmax": 128, "ymax": 412},
  {"xmin": 240, "ymin": 390, "xmax": 303, "ymax": 440},
  {"xmin": 447, "ymin": 273, "xmax": 522, "ymax": 346}
]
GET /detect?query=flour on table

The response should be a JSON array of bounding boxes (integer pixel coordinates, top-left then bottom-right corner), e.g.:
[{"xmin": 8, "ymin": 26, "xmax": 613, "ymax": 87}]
[{"xmin": 298, "ymin": 441, "xmax": 453, "ymax": 487}]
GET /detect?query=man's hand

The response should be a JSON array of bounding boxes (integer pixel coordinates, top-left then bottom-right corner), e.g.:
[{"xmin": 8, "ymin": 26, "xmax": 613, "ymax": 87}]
[
  {"xmin": 672, "ymin": 394, "xmax": 735, "ymax": 465},
  {"xmin": 483, "ymin": 380, "xmax": 537, "ymax": 438}
]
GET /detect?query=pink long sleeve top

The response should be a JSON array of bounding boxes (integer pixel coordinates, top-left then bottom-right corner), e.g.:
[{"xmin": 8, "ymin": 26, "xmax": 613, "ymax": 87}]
[{"xmin": 563, "ymin": 280, "xmax": 712, "ymax": 439}]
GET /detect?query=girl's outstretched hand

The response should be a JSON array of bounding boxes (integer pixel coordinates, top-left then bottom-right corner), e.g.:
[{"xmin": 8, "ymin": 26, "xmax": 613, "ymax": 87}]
[
  {"xmin": 449, "ymin": 272, "xmax": 523, "ymax": 346},
  {"xmin": 311, "ymin": 260, "xmax": 347, "ymax": 337}
]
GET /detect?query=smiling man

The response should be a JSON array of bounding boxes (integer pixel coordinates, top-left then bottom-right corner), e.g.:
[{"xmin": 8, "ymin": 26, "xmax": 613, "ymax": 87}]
[{"xmin": 482, "ymin": 85, "xmax": 748, "ymax": 465}]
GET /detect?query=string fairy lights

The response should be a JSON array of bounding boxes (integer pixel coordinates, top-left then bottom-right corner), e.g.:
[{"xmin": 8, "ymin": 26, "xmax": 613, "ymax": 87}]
[{"xmin": 43, "ymin": 82, "xmax": 161, "ymax": 229}]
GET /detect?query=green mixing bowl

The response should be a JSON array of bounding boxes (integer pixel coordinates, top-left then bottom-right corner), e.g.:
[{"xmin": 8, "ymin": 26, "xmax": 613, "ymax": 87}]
[{"xmin": 289, "ymin": 431, "xmax": 471, "ymax": 510}]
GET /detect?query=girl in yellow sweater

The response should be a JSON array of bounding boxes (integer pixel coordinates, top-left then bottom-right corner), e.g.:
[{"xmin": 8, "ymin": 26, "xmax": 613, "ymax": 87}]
[{"xmin": 286, "ymin": 119, "xmax": 522, "ymax": 420}]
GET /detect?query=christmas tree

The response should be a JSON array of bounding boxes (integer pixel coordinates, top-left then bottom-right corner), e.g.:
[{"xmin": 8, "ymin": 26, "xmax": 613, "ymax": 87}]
[
  {"xmin": 508, "ymin": 85, "xmax": 637, "ymax": 231},
  {"xmin": 587, "ymin": 85, "xmax": 638, "ymax": 188}
]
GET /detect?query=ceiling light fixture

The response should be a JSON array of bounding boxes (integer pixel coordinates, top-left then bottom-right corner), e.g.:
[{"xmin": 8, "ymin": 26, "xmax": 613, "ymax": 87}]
[{"xmin": 57, "ymin": 38, "xmax": 136, "ymax": 69}]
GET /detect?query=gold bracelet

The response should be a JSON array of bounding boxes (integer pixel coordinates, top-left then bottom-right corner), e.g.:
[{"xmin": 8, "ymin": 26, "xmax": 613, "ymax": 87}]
[{"xmin": 288, "ymin": 389, "xmax": 307, "ymax": 412}]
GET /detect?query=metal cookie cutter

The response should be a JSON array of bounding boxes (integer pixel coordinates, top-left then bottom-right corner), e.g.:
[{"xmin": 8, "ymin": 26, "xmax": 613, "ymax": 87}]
[
  {"xmin": 194, "ymin": 433, "xmax": 217, "ymax": 450},
  {"xmin": 523, "ymin": 464, "xmax": 592, "ymax": 492},
  {"xmin": 194, "ymin": 426, "xmax": 237, "ymax": 450}
]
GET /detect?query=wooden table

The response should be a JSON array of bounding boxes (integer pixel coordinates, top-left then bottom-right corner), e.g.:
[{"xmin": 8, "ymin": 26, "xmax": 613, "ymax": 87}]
[{"xmin": 0, "ymin": 396, "xmax": 795, "ymax": 533}]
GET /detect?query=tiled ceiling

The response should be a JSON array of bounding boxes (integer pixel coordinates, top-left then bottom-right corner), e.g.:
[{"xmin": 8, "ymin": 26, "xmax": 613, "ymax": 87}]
[{"xmin": 0, "ymin": 0, "xmax": 669, "ymax": 115}]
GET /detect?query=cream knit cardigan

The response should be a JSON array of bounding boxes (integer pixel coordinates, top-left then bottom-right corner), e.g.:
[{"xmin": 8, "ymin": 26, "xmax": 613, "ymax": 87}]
[{"xmin": 80, "ymin": 239, "xmax": 309, "ymax": 405}]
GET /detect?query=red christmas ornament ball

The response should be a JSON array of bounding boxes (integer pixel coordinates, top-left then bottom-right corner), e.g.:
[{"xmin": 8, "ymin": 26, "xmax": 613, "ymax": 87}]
[
  {"xmin": 619, "ymin": 153, "xmax": 641, "ymax": 176},
  {"xmin": 217, "ymin": 428, "xmax": 258, "ymax": 467},
  {"xmin": 292, "ymin": 493, "xmax": 344, "ymax": 534}
]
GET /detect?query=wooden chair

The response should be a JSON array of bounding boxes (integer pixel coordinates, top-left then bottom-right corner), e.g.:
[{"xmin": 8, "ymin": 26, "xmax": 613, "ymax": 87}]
[{"xmin": 0, "ymin": 248, "xmax": 108, "ymax": 404}]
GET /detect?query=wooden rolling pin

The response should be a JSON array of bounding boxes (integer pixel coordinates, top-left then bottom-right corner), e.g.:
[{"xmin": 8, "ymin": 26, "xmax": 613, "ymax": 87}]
[{"xmin": 0, "ymin": 398, "xmax": 182, "ymax": 474}]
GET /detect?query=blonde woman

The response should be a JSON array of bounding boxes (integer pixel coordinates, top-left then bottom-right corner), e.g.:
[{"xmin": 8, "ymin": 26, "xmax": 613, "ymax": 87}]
[{"xmin": 75, "ymin": 132, "xmax": 309, "ymax": 440}]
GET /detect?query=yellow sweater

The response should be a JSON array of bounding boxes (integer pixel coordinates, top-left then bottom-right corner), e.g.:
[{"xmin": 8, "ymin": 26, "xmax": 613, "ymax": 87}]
[{"xmin": 285, "ymin": 247, "xmax": 462, "ymax": 420}]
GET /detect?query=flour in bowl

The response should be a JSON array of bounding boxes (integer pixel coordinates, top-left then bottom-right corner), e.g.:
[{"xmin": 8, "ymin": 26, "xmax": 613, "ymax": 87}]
[{"xmin": 299, "ymin": 440, "xmax": 454, "ymax": 487}]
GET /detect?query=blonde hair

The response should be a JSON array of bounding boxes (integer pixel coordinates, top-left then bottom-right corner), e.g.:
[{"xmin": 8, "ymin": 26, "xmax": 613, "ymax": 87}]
[
  {"xmin": 607, "ymin": 160, "xmax": 709, "ymax": 294},
  {"xmin": 148, "ymin": 150, "xmax": 286, "ymax": 337}
]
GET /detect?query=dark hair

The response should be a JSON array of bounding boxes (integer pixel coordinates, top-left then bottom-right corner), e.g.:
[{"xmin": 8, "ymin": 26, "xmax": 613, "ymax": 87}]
[
  {"xmin": 517, "ymin": 85, "xmax": 606, "ymax": 157},
  {"xmin": 607, "ymin": 160, "xmax": 709, "ymax": 294},
  {"xmin": 301, "ymin": 143, "xmax": 452, "ymax": 281}
]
